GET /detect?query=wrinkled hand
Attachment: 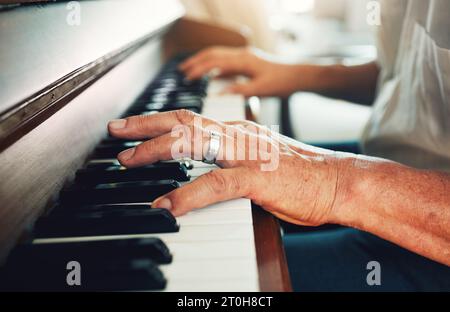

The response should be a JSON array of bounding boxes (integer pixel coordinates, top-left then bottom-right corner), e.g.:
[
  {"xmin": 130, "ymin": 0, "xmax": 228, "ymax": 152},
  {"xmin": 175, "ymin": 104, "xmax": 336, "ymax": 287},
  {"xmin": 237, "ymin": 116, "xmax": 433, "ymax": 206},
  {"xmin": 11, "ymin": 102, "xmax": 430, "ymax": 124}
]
[
  {"xmin": 179, "ymin": 47, "xmax": 307, "ymax": 98},
  {"xmin": 108, "ymin": 110, "xmax": 343, "ymax": 226}
]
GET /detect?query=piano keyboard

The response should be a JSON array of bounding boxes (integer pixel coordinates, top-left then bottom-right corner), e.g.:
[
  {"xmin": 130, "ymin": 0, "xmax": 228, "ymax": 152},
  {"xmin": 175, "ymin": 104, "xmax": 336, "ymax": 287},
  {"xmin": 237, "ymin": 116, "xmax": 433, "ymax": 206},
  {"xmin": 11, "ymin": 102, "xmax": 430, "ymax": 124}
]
[{"xmin": 0, "ymin": 55, "xmax": 259, "ymax": 292}]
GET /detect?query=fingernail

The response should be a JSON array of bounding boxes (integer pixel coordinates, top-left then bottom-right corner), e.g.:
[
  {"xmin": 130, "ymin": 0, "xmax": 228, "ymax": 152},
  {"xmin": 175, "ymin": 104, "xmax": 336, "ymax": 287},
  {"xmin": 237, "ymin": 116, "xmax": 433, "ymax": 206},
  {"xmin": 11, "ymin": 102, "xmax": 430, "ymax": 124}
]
[
  {"xmin": 118, "ymin": 148, "xmax": 135, "ymax": 161},
  {"xmin": 109, "ymin": 119, "xmax": 127, "ymax": 130},
  {"xmin": 152, "ymin": 197, "xmax": 172, "ymax": 210}
]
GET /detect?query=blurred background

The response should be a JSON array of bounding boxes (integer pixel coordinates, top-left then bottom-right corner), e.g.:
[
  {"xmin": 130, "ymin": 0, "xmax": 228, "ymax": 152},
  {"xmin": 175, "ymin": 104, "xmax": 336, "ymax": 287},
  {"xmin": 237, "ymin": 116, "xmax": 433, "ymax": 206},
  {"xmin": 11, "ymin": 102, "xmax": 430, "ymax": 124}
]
[{"xmin": 181, "ymin": 0, "xmax": 377, "ymax": 144}]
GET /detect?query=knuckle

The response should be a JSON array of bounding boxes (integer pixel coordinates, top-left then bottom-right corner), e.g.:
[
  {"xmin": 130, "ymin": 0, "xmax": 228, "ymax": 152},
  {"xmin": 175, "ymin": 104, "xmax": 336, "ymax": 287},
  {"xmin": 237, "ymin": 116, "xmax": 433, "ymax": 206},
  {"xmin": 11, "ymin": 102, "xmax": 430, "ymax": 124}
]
[
  {"xmin": 204, "ymin": 170, "xmax": 229, "ymax": 194},
  {"xmin": 228, "ymin": 174, "xmax": 244, "ymax": 195},
  {"xmin": 134, "ymin": 115, "xmax": 149, "ymax": 131},
  {"xmin": 174, "ymin": 109, "xmax": 195, "ymax": 125},
  {"xmin": 204, "ymin": 170, "xmax": 246, "ymax": 195}
]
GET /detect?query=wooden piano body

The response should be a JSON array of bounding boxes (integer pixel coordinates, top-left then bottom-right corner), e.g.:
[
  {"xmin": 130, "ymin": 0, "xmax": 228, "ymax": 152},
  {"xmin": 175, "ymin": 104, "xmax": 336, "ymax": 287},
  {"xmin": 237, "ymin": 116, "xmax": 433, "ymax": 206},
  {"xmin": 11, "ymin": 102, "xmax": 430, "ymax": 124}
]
[{"xmin": 0, "ymin": 0, "xmax": 290, "ymax": 291}]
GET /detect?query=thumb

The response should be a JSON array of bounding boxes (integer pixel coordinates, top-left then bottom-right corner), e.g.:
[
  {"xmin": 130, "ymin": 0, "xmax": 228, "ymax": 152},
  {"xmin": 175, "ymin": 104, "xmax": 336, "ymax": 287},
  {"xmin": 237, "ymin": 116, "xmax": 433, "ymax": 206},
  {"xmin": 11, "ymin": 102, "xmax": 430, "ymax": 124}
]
[{"xmin": 152, "ymin": 168, "xmax": 250, "ymax": 216}]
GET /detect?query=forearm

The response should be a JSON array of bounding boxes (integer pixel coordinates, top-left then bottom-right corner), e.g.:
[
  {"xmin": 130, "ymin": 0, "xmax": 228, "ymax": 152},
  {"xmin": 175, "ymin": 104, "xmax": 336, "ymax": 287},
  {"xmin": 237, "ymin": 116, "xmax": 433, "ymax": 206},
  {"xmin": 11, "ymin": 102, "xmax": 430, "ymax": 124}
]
[
  {"xmin": 332, "ymin": 155, "xmax": 450, "ymax": 266},
  {"xmin": 293, "ymin": 61, "xmax": 380, "ymax": 104}
]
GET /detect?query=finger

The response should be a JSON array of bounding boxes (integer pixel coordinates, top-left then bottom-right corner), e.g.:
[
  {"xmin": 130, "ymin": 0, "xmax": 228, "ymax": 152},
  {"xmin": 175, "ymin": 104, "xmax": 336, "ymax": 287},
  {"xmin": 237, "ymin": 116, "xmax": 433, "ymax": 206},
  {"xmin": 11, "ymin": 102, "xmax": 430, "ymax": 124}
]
[
  {"xmin": 184, "ymin": 60, "xmax": 221, "ymax": 81},
  {"xmin": 179, "ymin": 49, "xmax": 215, "ymax": 71},
  {"xmin": 224, "ymin": 120, "xmax": 256, "ymax": 127},
  {"xmin": 118, "ymin": 124, "xmax": 241, "ymax": 169},
  {"xmin": 117, "ymin": 132, "xmax": 185, "ymax": 168},
  {"xmin": 184, "ymin": 58, "xmax": 244, "ymax": 81},
  {"xmin": 185, "ymin": 57, "xmax": 250, "ymax": 81},
  {"xmin": 152, "ymin": 168, "xmax": 251, "ymax": 216},
  {"xmin": 108, "ymin": 110, "xmax": 219, "ymax": 141},
  {"xmin": 117, "ymin": 127, "xmax": 210, "ymax": 168}
]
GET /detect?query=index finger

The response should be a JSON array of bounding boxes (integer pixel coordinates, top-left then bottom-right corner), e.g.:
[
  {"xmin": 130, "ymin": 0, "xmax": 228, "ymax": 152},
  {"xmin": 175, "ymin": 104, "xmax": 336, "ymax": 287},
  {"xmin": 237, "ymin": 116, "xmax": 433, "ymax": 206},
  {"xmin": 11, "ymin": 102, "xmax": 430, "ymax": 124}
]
[
  {"xmin": 179, "ymin": 49, "xmax": 214, "ymax": 71},
  {"xmin": 108, "ymin": 109, "xmax": 221, "ymax": 140}
]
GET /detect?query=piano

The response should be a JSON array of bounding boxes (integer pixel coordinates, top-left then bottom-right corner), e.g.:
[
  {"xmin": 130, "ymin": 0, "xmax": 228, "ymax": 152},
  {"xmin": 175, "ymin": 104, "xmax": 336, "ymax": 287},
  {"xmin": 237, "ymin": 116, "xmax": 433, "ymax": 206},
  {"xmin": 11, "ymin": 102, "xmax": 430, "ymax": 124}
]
[{"xmin": 0, "ymin": 0, "xmax": 290, "ymax": 292}]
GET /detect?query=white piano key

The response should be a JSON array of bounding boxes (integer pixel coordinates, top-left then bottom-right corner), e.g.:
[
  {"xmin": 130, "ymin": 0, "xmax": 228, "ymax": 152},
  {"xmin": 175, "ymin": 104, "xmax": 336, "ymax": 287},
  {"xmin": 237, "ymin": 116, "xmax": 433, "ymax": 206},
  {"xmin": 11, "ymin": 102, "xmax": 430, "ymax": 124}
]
[
  {"xmin": 177, "ymin": 201, "xmax": 252, "ymax": 226},
  {"xmin": 165, "ymin": 240, "xmax": 256, "ymax": 261},
  {"xmin": 189, "ymin": 161, "xmax": 217, "ymax": 169},
  {"xmin": 189, "ymin": 167, "xmax": 216, "ymax": 177},
  {"xmin": 178, "ymin": 209, "xmax": 252, "ymax": 226},
  {"xmin": 160, "ymin": 258, "xmax": 258, "ymax": 281},
  {"xmin": 156, "ymin": 223, "xmax": 255, "ymax": 243},
  {"xmin": 202, "ymin": 94, "xmax": 246, "ymax": 122},
  {"xmin": 163, "ymin": 279, "xmax": 259, "ymax": 292}
]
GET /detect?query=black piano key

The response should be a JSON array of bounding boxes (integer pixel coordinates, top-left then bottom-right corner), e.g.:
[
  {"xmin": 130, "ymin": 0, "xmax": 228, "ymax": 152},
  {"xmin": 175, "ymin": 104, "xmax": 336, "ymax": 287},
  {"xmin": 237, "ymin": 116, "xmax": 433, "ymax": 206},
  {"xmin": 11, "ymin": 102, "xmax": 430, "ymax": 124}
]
[
  {"xmin": 101, "ymin": 137, "xmax": 138, "ymax": 145},
  {"xmin": 8, "ymin": 237, "xmax": 172, "ymax": 264},
  {"xmin": 50, "ymin": 203, "xmax": 153, "ymax": 214},
  {"xmin": 34, "ymin": 207, "xmax": 179, "ymax": 238},
  {"xmin": 93, "ymin": 141, "xmax": 141, "ymax": 159},
  {"xmin": 85, "ymin": 159, "xmax": 121, "ymax": 169},
  {"xmin": 141, "ymin": 80, "xmax": 207, "ymax": 94},
  {"xmin": 146, "ymin": 87, "xmax": 207, "ymax": 97},
  {"xmin": 59, "ymin": 180, "xmax": 180, "ymax": 205},
  {"xmin": 91, "ymin": 259, "xmax": 166, "ymax": 291},
  {"xmin": 124, "ymin": 106, "xmax": 201, "ymax": 117},
  {"xmin": 75, "ymin": 163, "xmax": 190, "ymax": 185},
  {"xmin": 144, "ymin": 99, "xmax": 203, "ymax": 110},
  {"xmin": 133, "ymin": 98, "xmax": 201, "ymax": 108},
  {"xmin": 90, "ymin": 259, "xmax": 166, "ymax": 291},
  {"xmin": 181, "ymin": 159, "xmax": 194, "ymax": 170},
  {"xmin": 133, "ymin": 100, "xmax": 198, "ymax": 111},
  {"xmin": 141, "ymin": 93, "xmax": 203, "ymax": 104},
  {"xmin": 85, "ymin": 159, "xmax": 193, "ymax": 170},
  {"xmin": 1, "ymin": 258, "xmax": 166, "ymax": 291}
]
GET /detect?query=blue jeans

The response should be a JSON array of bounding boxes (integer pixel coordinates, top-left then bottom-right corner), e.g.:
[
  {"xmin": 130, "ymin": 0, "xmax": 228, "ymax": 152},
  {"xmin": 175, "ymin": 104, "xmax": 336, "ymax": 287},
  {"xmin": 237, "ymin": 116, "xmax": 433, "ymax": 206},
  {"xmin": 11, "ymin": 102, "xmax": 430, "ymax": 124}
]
[{"xmin": 283, "ymin": 142, "xmax": 450, "ymax": 292}]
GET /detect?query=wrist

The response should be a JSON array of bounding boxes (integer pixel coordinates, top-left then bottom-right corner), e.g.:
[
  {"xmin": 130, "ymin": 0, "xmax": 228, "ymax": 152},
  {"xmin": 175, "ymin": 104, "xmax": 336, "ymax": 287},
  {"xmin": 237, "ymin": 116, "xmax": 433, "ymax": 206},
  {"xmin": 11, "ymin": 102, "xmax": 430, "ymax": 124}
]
[
  {"xmin": 296, "ymin": 64, "xmax": 351, "ymax": 94},
  {"xmin": 327, "ymin": 155, "xmax": 368, "ymax": 228},
  {"xmin": 292, "ymin": 64, "xmax": 329, "ymax": 93}
]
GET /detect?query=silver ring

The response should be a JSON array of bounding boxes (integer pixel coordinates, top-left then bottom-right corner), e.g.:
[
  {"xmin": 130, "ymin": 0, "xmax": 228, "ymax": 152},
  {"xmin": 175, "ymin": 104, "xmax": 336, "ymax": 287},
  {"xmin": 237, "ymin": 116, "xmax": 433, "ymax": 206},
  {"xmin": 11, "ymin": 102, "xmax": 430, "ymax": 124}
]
[{"xmin": 203, "ymin": 131, "xmax": 221, "ymax": 164}]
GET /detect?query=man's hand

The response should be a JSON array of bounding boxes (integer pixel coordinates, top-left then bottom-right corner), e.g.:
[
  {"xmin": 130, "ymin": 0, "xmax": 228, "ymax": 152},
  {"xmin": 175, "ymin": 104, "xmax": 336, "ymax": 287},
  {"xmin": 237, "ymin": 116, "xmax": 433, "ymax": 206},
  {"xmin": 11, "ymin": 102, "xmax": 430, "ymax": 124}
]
[
  {"xmin": 108, "ymin": 109, "xmax": 342, "ymax": 226},
  {"xmin": 179, "ymin": 47, "xmax": 314, "ymax": 98},
  {"xmin": 108, "ymin": 110, "xmax": 450, "ymax": 265}
]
